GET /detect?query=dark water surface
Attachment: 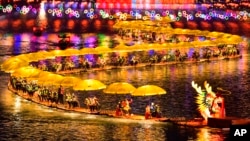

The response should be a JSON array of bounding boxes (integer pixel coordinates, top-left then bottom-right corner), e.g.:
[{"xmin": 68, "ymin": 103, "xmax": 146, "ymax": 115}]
[{"xmin": 0, "ymin": 32, "xmax": 250, "ymax": 140}]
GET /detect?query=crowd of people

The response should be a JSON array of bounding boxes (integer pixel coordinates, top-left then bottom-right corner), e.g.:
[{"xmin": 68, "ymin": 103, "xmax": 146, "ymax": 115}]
[
  {"xmin": 145, "ymin": 102, "xmax": 162, "ymax": 119},
  {"xmin": 117, "ymin": 28, "xmax": 180, "ymax": 44},
  {"xmin": 84, "ymin": 96, "xmax": 100, "ymax": 112},
  {"xmin": 9, "ymin": 76, "xmax": 103, "ymax": 112},
  {"xmin": 115, "ymin": 98, "xmax": 133, "ymax": 116},
  {"xmin": 9, "ymin": 76, "xmax": 80, "ymax": 109},
  {"xmin": 30, "ymin": 44, "xmax": 240, "ymax": 73},
  {"xmin": 9, "ymin": 75, "xmax": 165, "ymax": 119}
]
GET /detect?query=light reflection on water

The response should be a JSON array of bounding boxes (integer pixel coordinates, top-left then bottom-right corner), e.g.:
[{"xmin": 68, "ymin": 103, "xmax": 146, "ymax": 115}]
[
  {"xmin": 1, "ymin": 34, "xmax": 250, "ymax": 140},
  {"xmin": 70, "ymin": 55, "xmax": 250, "ymax": 119}
]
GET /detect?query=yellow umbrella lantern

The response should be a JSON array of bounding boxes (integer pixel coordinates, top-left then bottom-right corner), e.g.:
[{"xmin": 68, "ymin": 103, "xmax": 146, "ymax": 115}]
[
  {"xmin": 1, "ymin": 57, "xmax": 26, "ymax": 67},
  {"xmin": 29, "ymin": 50, "xmax": 53, "ymax": 61},
  {"xmin": 129, "ymin": 44, "xmax": 151, "ymax": 52},
  {"xmin": 203, "ymin": 40, "xmax": 218, "ymax": 47},
  {"xmin": 103, "ymin": 82, "xmax": 136, "ymax": 94},
  {"xmin": 113, "ymin": 44, "xmax": 130, "ymax": 52},
  {"xmin": 95, "ymin": 46, "xmax": 113, "ymax": 54},
  {"xmin": 191, "ymin": 40, "xmax": 217, "ymax": 47},
  {"xmin": 132, "ymin": 85, "xmax": 167, "ymax": 96},
  {"xmin": 62, "ymin": 48, "xmax": 81, "ymax": 56},
  {"xmin": 145, "ymin": 43, "xmax": 164, "ymax": 51},
  {"xmin": 79, "ymin": 48, "xmax": 99, "ymax": 55},
  {"xmin": 14, "ymin": 54, "xmax": 32, "ymax": 62},
  {"xmin": 172, "ymin": 28, "xmax": 185, "ymax": 35},
  {"xmin": 197, "ymin": 30, "xmax": 210, "ymax": 36},
  {"xmin": 11, "ymin": 66, "xmax": 42, "ymax": 78},
  {"xmin": 175, "ymin": 42, "xmax": 193, "ymax": 48},
  {"xmin": 1, "ymin": 58, "xmax": 29, "ymax": 73},
  {"xmin": 190, "ymin": 29, "xmax": 203, "ymax": 36},
  {"xmin": 223, "ymin": 36, "xmax": 243, "ymax": 44},
  {"xmin": 26, "ymin": 71, "xmax": 51, "ymax": 80},
  {"xmin": 55, "ymin": 76, "xmax": 82, "ymax": 87},
  {"xmin": 73, "ymin": 79, "xmax": 106, "ymax": 91},
  {"xmin": 206, "ymin": 31, "xmax": 221, "ymax": 38},
  {"xmin": 49, "ymin": 49, "xmax": 67, "ymax": 57},
  {"xmin": 37, "ymin": 73, "xmax": 64, "ymax": 86}
]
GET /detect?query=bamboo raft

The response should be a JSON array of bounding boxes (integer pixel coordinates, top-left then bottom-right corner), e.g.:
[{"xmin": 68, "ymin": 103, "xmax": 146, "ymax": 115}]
[
  {"xmin": 56, "ymin": 54, "xmax": 242, "ymax": 75},
  {"xmin": 8, "ymin": 83, "xmax": 250, "ymax": 128},
  {"xmin": 8, "ymin": 83, "xmax": 206, "ymax": 126}
]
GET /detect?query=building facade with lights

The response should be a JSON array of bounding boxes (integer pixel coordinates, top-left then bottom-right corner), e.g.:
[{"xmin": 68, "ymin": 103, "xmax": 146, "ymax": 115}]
[{"xmin": 1, "ymin": 0, "xmax": 249, "ymax": 5}]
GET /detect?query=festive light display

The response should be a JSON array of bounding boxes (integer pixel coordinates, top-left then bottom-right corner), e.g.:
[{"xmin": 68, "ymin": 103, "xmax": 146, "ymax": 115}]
[{"xmin": 0, "ymin": 2, "xmax": 249, "ymax": 21}]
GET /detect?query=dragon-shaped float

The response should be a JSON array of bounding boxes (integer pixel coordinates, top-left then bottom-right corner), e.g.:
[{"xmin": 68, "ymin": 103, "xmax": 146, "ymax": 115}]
[{"xmin": 192, "ymin": 81, "xmax": 231, "ymax": 121}]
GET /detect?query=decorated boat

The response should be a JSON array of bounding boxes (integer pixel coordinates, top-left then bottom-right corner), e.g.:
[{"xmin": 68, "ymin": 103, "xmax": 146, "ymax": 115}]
[
  {"xmin": 7, "ymin": 83, "xmax": 172, "ymax": 123},
  {"xmin": 6, "ymin": 74, "xmax": 250, "ymax": 127},
  {"xmin": 190, "ymin": 81, "xmax": 250, "ymax": 128}
]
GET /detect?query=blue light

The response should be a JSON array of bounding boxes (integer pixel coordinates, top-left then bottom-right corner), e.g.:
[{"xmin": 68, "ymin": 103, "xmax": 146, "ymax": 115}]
[
  {"xmin": 188, "ymin": 48, "xmax": 194, "ymax": 57},
  {"xmin": 13, "ymin": 34, "xmax": 22, "ymax": 55},
  {"xmin": 85, "ymin": 54, "xmax": 94, "ymax": 62},
  {"xmin": 72, "ymin": 2, "xmax": 78, "ymax": 9},
  {"xmin": 49, "ymin": 3, "xmax": 55, "ymax": 8},
  {"xmin": 65, "ymin": 3, "xmax": 70, "ymax": 9},
  {"xmin": 149, "ymin": 50, "xmax": 155, "ymax": 56}
]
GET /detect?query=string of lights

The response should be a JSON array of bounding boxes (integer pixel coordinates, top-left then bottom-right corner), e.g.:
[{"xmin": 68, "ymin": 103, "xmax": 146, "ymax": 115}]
[{"xmin": 0, "ymin": 2, "xmax": 249, "ymax": 21}]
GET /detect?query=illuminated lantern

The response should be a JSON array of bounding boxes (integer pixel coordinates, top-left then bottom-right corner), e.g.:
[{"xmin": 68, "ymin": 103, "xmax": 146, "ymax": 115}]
[
  {"xmin": 67, "ymin": 19, "xmax": 75, "ymax": 30},
  {"xmin": 81, "ymin": 19, "xmax": 89, "ymax": 31},
  {"xmin": 80, "ymin": 2, "xmax": 88, "ymax": 9},
  {"xmin": 114, "ymin": 3, "xmax": 121, "ymax": 9},
  {"xmin": 53, "ymin": 19, "xmax": 62, "ymax": 32},
  {"xmin": 212, "ymin": 21, "xmax": 225, "ymax": 32},
  {"xmin": 121, "ymin": 3, "xmax": 130, "ymax": 10},
  {"xmin": 12, "ymin": 19, "xmax": 22, "ymax": 31},
  {"xmin": 186, "ymin": 21, "xmax": 198, "ymax": 29},
  {"xmin": 107, "ymin": 20, "xmax": 115, "ymax": 31},
  {"xmin": 226, "ymin": 22, "xmax": 239, "ymax": 34},
  {"xmin": 0, "ymin": 18, "xmax": 8, "ymax": 29},
  {"xmin": 240, "ymin": 22, "xmax": 250, "ymax": 37},
  {"xmin": 200, "ymin": 21, "xmax": 212, "ymax": 31},
  {"xmin": 94, "ymin": 20, "xmax": 102, "ymax": 31},
  {"xmin": 172, "ymin": 21, "xmax": 185, "ymax": 28}
]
